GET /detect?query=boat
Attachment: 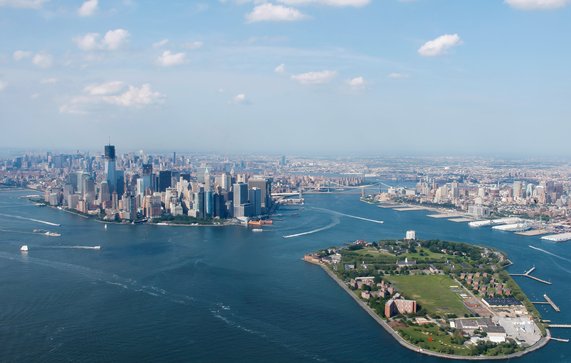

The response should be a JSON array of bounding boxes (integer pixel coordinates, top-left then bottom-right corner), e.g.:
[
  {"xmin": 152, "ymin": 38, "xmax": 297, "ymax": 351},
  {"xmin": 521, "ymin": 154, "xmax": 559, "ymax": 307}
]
[
  {"xmin": 252, "ymin": 229, "xmax": 263, "ymax": 232},
  {"xmin": 20, "ymin": 245, "xmax": 29, "ymax": 252},
  {"xmin": 45, "ymin": 232, "xmax": 61, "ymax": 237},
  {"xmin": 104, "ymin": 224, "xmax": 108, "ymax": 230}
]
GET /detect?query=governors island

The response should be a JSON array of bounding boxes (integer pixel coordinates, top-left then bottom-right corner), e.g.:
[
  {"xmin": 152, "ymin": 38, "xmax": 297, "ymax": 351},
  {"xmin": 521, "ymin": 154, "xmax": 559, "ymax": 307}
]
[{"xmin": 304, "ymin": 236, "xmax": 552, "ymax": 359}]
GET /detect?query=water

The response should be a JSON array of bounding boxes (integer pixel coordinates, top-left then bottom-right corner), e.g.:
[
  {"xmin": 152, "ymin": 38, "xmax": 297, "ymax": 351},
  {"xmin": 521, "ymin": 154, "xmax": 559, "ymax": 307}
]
[{"xmin": 0, "ymin": 189, "xmax": 569, "ymax": 362}]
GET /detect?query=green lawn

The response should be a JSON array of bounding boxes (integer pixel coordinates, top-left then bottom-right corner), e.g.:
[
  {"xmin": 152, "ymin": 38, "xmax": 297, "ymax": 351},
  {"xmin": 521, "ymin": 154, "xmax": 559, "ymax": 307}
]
[
  {"xmin": 398, "ymin": 325, "xmax": 472, "ymax": 355},
  {"xmin": 386, "ymin": 275, "xmax": 469, "ymax": 317}
]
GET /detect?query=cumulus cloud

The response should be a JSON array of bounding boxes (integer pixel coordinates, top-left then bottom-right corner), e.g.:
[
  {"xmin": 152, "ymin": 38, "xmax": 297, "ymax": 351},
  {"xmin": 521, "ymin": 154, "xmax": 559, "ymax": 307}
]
[
  {"xmin": 32, "ymin": 52, "xmax": 53, "ymax": 68},
  {"xmin": 13, "ymin": 50, "xmax": 32, "ymax": 61},
  {"xmin": 246, "ymin": 3, "xmax": 307, "ymax": 22},
  {"xmin": 418, "ymin": 33, "xmax": 461, "ymax": 57},
  {"xmin": 102, "ymin": 29, "xmax": 129, "ymax": 50},
  {"xmin": 0, "ymin": 80, "xmax": 7, "ymax": 92},
  {"xmin": 232, "ymin": 93, "xmax": 249, "ymax": 104},
  {"xmin": 153, "ymin": 39, "xmax": 169, "ymax": 48},
  {"xmin": 505, "ymin": 0, "xmax": 569, "ymax": 9},
  {"xmin": 78, "ymin": 0, "xmax": 98, "ymax": 16},
  {"xmin": 278, "ymin": 0, "xmax": 370, "ymax": 6},
  {"xmin": 347, "ymin": 76, "xmax": 365, "ymax": 89},
  {"xmin": 274, "ymin": 63, "xmax": 286, "ymax": 73},
  {"xmin": 291, "ymin": 70, "xmax": 336, "ymax": 85},
  {"xmin": 157, "ymin": 50, "xmax": 186, "ymax": 66},
  {"xmin": 0, "ymin": 0, "xmax": 46, "ymax": 9},
  {"xmin": 60, "ymin": 81, "xmax": 164, "ymax": 114},
  {"xmin": 74, "ymin": 29, "xmax": 130, "ymax": 51}
]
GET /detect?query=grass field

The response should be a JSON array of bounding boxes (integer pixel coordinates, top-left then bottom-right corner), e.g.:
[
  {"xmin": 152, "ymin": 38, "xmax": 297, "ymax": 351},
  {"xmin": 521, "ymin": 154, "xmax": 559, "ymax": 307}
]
[
  {"xmin": 386, "ymin": 275, "xmax": 469, "ymax": 317},
  {"xmin": 398, "ymin": 325, "xmax": 472, "ymax": 355}
]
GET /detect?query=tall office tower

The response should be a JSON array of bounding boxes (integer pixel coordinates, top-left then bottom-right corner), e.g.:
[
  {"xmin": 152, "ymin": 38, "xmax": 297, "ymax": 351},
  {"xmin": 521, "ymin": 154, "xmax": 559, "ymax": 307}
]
[
  {"xmin": 233, "ymin": 182, "xmax": 248, "ymax": 217},
  {"xmin": 214, "ymin": 193, "xmax": 227, "ymax": 218},
  {"xmin": 280, "ymin": 155, "xmax": 286, "ymax": 166},
  {"xmin": 104, "ymin": 144, "xmax": 116, "ymax": 196},
  {"xmin": 115, "ymin": 170, "xmax": 125, "ymax": 196},
  {"xmin": 194, "ymin": 188, "xmax": 205, "ymax": 219},
  {"xmin": 158, "ymin": 170, "xmax": 172, "ymax": 192},
  {"xmin": 204, "ymin": 167, "xmax": 211, "ymax": 192},
  {"xmin": 173, "ymin": 152, "xmax": 176, "ymax": 166},
  {"xmin": 220, "ymin": 172, "xmax": 232, "ymax": 191},
  {"xmin": 99, "ymin": 181, "xmax": 110, "ymax": 206},
  {"xmin": 249, "ymin": 187, "xmax": 262, "ymax": 216},
  {"xmin": 142, "ymin": 163, "xmax": 153, "ymax": 195},
  {"xmin": 513, "ymin": 181, "xmax": 523, "ymax": 199},
  {"xmin": 205, "ymin": 190, "xmax": 213, "ymax": 217},
  {"xmin": 248, "ymin": 178, "xmax": 272, "ymax": 213}
]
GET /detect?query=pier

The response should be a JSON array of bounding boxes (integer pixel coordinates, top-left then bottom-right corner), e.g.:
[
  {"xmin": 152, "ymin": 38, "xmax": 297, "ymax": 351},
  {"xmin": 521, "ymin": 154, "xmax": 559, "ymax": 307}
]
[
  {"xmin": 510, "ymin": 266, "xmax": 552, "ymax": 285},
  {"xmin": 532, "ymin": 294, "xmax": 560, "ymax": 312},
  {"xmin": 549, "ymin": 337, "xmax": 570, "ymax": 343}
]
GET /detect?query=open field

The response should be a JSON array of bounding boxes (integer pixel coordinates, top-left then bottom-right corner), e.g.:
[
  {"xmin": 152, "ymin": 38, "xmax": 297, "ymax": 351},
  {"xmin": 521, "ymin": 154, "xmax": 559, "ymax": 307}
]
[{"xmin": 386, "ymin": 275, "xmax": 470, "ymax": 317}]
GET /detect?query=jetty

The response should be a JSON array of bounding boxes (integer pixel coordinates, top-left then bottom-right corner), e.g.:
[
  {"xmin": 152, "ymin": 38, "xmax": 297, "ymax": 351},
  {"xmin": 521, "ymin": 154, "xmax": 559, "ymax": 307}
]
[
  {"xmin": 510, "ymin": 266, "xmax": 551, "ymax": 285},
  {"xmin": 532, "ymin": 294, "xmax": 560, "ymax": 312}
]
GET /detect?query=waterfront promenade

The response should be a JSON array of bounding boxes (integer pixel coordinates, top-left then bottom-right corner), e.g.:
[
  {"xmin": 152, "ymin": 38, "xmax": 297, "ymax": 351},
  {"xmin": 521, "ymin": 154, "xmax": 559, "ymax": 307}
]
[{"xmin": 307, "ymin": 260, "xmax": 552, "ymax": 360}]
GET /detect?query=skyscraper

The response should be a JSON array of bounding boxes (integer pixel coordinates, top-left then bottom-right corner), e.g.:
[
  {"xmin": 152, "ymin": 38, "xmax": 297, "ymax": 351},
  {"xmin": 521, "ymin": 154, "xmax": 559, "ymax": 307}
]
[
  {"xmin": 233, "ymin": 182, "xmax": 248, "ymax": 217},
  {"xmin": 104, "ymin": 144, "xmax": 116, "ymax": 196},
  {"xmin": 158, "ymin": 170, "xmax": 172, "ymax": 192}
]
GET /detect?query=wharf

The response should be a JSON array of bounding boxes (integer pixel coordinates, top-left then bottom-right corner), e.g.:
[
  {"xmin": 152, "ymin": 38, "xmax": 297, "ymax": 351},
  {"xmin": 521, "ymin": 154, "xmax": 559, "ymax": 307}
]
[
  {"xmin": 510, "ymin": 266, "xmax": 552, "ymax": 285},
  {"xmin": 532, "ymin": 294, "xmax": 560, "ymax": 312}
]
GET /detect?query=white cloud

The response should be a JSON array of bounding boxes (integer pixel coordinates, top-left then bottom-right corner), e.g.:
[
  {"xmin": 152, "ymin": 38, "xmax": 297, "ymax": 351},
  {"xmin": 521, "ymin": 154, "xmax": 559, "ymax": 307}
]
[
  {"xmin": 0, "ymin": 80, "xmax": 7, "ymax": 92},
  {"xmin": 32, "ymin": 52, "xmax": 53, "ymax": 68},
  {"xmin": 387, "ymin": 72, "xmax": 409, "ymax": 79},
  {"xmin": 78, "ymin": 0, "xmax": 98, "ymax": 16},
  {"xmin": 232, "ymin": 93, "xmax": 248, "ymax": 104},
  {"xmin": 74, "ymin": 32, "xmax": 100, "ymax": 51},
  {"xmin": 153, "ymin": 39, "xmax": 169, "ymax": 48},
  {"xmin": 347, "ymin": 76, "xmax": 365, "ymax": 89},
  {"xmin": 157, "ymin": 50, "xmax": 186, "ymax": 66},
  {"xmin": 60, "ymin": 82, "xmax": 164, "ymax": 114},
  {"xmin": 278, "ymin": 0, "xmax": 369, "ymax": 7},
  {"xmin": 102, "ymin": 29, "xmax": 129, "ymax": 50},
  {"xmin": 85, "ymin": 81, "xmax": 124, "ymax": 95},
  {"xmin": 104, "ymin": 84, "xmax": 163, "ymax": 107},
  {"xmin": 246, "ymin": 3, "xmax": 307, "ymax": 22},
  {"xmin": 418, "ymin": 33, "xmax": 461, "ymax": 57},
  {"xmin": 74, "ymin": 29, "xmax": 130, "ymax": 51},
  {"xmin": 505, "ymin": 0, "xmax": 569, "ymax": 9},
  {"xmin": 13, "ymin": 50, "xmax": 32, "ymax": 61},
  {"xmin": 40, "ymin": 77, "xmax": 58, "ymax": 84},
  {"xmin": 184, "ymin": 41, "xmax": 204, "ymax": 50},
  {"xmin": 274, "ymin": 63, "xmax": 286, "ymax": 73},
  {"xmin": 0, "ymin": 0, "xmax": 46, "ymax": 9},
  {"xmin": 291, "ymin": 70, "xmax": 336, "ymax": 85}
]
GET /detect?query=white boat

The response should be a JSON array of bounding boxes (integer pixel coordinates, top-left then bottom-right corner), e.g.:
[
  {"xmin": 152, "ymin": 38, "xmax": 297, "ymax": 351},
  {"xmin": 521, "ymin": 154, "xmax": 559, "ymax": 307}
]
[
  {"xmin": 45, "ymin": 232, "xmax": 61, "ymax": 237},
  {"xmin": 20, "ymin": 245, "xmax": 29, "ymax": 252},
  {"xmin": 104, "ymin": 224, "xmax": 108, "ymax": 230},
  {"xmin": 252, "ymin": 228, "xmax": 263, "ymax": 232}
]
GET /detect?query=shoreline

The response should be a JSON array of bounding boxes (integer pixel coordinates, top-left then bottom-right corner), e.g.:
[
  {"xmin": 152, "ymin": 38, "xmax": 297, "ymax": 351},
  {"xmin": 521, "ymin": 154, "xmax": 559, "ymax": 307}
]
[{"xmin": 306, "ymin": 259, "xmax": 551, "ymax": 360}]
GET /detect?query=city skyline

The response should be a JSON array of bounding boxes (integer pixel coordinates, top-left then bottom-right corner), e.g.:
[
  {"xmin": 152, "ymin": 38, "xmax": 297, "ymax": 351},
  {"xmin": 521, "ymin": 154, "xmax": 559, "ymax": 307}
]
[{"xmin": 1, "ymin": 0, "xmax": 571, "ymax": 155}]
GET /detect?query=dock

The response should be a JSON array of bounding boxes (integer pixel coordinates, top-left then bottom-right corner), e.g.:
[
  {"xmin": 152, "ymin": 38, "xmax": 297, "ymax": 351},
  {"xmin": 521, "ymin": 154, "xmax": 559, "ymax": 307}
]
[
  {"xmin": 549, "ymin": 324, "xmax": 571, "ymax": 328},
  {"xmin": 550, "ymin": 337, "xmax": 570, "ymax": 343},
  {"xmin": 532, "ymin": 294, "xmax": 560, "ymax": 312},
  {"xmin": 510, "ymin": 266, "xmax": 552, "ymax": 285}
]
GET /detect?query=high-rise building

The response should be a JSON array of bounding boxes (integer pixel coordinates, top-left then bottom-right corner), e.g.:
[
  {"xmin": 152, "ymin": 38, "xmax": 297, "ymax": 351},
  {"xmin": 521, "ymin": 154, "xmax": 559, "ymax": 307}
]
[
  {"xmin": 249, "ymin": 187, "xmax": 262, "ymax": 216},
  {"xmin": 233, "ymin": 183, "xmax": 248, "ymax": 217},
  {"xmin": 248, "ymin": 178, "xmax": 272, "ymax": 213},
  {"xmin": 204, "ymin": 167, "xmax": 211, "ymax": 192},
  {"xmin": 158, "ymin": 170, "xmax": 172, "ymax": 192},
  {"xmin": 142, "ymin": 163, "xmax": 153, "ymax": 195},
  {"xmin": 104, "ymin": 144, "xmax": 116, "ymax": 196}
]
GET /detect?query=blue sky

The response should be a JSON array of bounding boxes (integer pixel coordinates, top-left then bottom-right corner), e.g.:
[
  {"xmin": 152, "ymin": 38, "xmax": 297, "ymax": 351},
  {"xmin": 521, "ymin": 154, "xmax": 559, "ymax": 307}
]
[{"xmin": 0, "ymin": 0, "xmax": 570, "ymax": 156}]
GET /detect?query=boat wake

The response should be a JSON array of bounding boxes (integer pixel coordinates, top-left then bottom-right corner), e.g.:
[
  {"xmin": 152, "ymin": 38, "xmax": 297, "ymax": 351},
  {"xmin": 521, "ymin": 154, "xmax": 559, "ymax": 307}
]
[
  {"xmin": 0, "ymin": 212, "xmax": 60, "ymax": 226},
  {"xmin": 45, "ymin": 246, "xmax": 101, "ymax": 250},
  {"xmin": 0, "ymin": 251, "xmax": 195, "ymax": 305},
  {"xmin": 283, "ymin": 216, "xmax": 340, "ymax": 239},
  {"xmin": 310, "ymin": 207, "xmax": 384, "ymax": 224},
  {"xmin": 529, "ymin": 245, "xmax": 571, "ymax": 263}
]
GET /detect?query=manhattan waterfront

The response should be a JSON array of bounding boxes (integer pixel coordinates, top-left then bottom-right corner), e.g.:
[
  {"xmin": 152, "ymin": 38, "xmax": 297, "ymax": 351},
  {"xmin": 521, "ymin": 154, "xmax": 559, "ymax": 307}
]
[{"xmin": 0, "ymin": 187, "xmax": 569, "ymax": 362}]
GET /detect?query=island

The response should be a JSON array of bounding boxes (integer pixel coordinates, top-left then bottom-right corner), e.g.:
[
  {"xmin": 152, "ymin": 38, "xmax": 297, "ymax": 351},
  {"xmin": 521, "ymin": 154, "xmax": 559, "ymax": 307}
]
[{"xmin": 304, "ymin": 237, "xmax": 551, "ymax": 359}]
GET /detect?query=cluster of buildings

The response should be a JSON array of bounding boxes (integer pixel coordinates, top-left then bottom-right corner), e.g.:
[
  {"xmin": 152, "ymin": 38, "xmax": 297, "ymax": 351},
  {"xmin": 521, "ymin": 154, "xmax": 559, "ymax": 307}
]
[
  {"xmin": 30, "ymin": 144, "xmax": 274, "ymax": 222},
  {"xmin": 459, "ymin": 272, "xmax": 512, "ymax": 298}
]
